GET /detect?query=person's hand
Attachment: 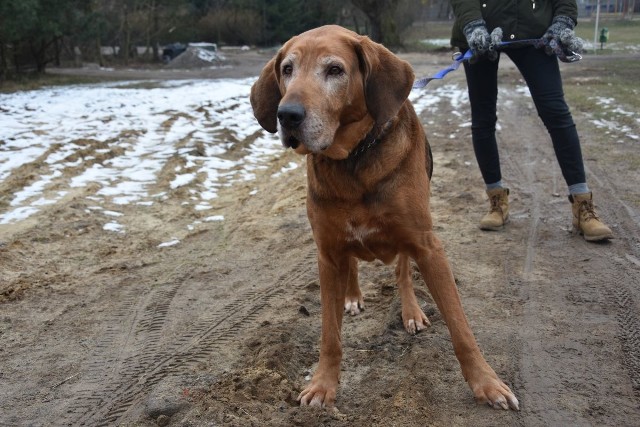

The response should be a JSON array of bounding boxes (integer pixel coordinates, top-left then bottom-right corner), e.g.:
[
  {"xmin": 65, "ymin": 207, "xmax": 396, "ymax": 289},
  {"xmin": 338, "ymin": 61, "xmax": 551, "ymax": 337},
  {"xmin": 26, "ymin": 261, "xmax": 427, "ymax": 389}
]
[
  {"xmin": 463, "ymin": 19, "xmax": 503, "ymax": 62},
  {"xmin": 542, "ymin": 15, "xmax": 584, "ymax": 56}
]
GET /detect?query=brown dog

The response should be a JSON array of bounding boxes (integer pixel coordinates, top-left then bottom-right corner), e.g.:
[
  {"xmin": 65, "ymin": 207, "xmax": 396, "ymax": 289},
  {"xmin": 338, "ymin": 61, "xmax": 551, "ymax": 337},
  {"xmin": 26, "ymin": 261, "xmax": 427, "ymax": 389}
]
[{"xmin": 250, "ymin": 25, "xmax": 518, "ymax": 411}]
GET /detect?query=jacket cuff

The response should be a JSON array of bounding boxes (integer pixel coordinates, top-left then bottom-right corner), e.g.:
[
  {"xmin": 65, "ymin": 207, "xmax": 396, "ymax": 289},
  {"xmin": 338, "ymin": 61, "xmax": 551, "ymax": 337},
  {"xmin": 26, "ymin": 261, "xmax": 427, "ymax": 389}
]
[{"xmin": 553, "ymin": 15, "xmax": 576, "ymax": 30}]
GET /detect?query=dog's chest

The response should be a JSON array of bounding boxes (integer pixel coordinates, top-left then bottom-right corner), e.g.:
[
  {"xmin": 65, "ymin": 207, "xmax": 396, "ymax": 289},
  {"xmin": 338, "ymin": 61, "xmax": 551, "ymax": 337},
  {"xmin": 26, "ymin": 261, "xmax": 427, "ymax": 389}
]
[
  {"xmin": 345, "ymin": 221, "xmax": 379, "ymax": 244},
  {"xmin": 341, "ymin": 218, "xmax": 397, "ymax": 263}
]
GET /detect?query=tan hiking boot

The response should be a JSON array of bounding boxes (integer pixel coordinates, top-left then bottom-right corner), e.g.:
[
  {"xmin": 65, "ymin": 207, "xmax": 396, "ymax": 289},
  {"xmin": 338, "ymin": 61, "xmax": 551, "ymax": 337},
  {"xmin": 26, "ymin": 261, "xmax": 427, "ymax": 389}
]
[
  {"xmin": 480, "ymin": 188, "xmax": 509, "ymax": 231},
  {"xmin": 569, "ymin": 192, "xmax": 613, "ymax": 241}
]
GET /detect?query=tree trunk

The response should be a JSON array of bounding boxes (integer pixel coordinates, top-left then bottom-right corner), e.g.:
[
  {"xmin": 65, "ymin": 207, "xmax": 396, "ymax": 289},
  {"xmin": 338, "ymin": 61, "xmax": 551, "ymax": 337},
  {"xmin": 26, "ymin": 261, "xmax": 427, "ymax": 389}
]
[
  {"xmin": 13, "ymin": 42, "xmax": 19, "ymax": 74},
  {"xmin": 152, "ymin": 0, "xmax": 159, "ymax": 62},
  {"xmin": 0, "ymin": 41, "xmax": 6, "ymax": 81},
  {"xmin": 96, "ymin": 35, "xmax": 104, "ymax": 67},
  {"xmin": 368, "ymin": 16, "xmax": 383, "ymax": 42},
  {"xmin": 31, "ymin": 40, "xmax": 47, "ymax": 73},
  {"xmin": 54, "ymin": 37, "xmax": 61, "ymax": 67},
  {"xmin": 145, "ymin": 0, "xmax": 154, "ymax": 61},
  {"xmin": 123, "ymin": 4, "xmax": 130, "ymax": 65}
]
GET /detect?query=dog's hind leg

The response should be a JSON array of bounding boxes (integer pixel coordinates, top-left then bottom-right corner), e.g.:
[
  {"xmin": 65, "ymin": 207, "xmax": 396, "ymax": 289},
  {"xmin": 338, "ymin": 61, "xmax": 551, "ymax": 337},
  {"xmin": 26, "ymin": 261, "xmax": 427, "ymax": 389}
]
[
  {"xmin": 344, "ymin": 256, "xmax": 364, "ymax": 315},
  {"xmin": 396, "ymin": 254, "xmax": 430, "ymax": 334}
]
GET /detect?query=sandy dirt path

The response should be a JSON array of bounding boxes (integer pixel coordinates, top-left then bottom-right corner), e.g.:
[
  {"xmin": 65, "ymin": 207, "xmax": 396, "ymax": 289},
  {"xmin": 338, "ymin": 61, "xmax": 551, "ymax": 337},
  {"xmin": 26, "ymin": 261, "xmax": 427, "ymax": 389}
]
[{"xmin": 1, "ymin": 51, "xmax": 639, "ymax": 426}]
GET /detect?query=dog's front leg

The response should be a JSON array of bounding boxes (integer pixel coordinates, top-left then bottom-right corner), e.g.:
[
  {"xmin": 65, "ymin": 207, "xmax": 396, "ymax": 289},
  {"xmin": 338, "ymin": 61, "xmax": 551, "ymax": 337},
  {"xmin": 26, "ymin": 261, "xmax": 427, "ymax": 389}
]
[
  {"xmin": 413, "ymin": 232, "xmax": 519, "ymax": 410},
  {"xmin": 298, "ymin": 252, "xmax": 348, "ymax": 407}
]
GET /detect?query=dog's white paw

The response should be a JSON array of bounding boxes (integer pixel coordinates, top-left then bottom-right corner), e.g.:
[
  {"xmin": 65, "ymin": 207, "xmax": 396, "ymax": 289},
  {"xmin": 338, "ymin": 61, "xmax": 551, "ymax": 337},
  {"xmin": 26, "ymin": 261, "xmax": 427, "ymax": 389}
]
[
  {"xmin": 469, "ymin": 370, "xmax": 520, "ymax": 411},
  {"xmin": 402, "ymin": 308, "xmax": 431, "ymax": 334},
  {"xmin": 298, "ymin": 375, "xmax": 338, "ymax": 408},
  {"xmin": 344, "ymin": 298, "xmax": 364, "ymax": 316}
]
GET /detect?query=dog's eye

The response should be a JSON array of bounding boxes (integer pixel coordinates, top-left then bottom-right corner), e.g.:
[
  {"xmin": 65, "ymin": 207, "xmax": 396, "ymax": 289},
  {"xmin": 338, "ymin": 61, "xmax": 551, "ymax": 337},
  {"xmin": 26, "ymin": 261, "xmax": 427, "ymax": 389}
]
[
  {"xmin": 327, "ymin": 65, "xmax": 343, "ymax": 76},
  {"xmin": 282, "ymin": 65, "xmax": 293, "ymax": 75}
]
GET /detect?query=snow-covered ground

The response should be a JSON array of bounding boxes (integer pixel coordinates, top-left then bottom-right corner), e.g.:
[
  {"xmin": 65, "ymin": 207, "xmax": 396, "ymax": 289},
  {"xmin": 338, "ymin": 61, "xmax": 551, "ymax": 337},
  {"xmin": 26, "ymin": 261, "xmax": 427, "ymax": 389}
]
[
  {"xmin": 419, "ymin": 38, "xmax": 452, "ymax": 47},
  {"xmin": 0, "ymin": 77, "xmax": 469, "ymax": 230},
  {"xmin": 588, "ymin": 95, "xmax": 640, "ymax": 142},
  {"xmin": 2, "ymin": 72, "xmax": 634, "ymax": 232},
  {"xmin": 582, "ymin": 40, "xmax": 640, "ymax": 53},
  {"xmin": 0, "ymin": 78, "xmax": 279, "ymax": 226}
]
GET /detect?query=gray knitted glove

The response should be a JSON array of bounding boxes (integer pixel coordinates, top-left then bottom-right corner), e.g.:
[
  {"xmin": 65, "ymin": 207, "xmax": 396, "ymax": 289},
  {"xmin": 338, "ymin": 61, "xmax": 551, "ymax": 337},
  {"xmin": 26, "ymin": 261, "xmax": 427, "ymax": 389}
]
[
  {"xmin": 542, "ymin": 15, "xmax": 584, "ymax": 55},
  {"xmin": 463, "ymin": 19, "xmax": 503, "ymax": 62},
  {"xmin": 487, "ymin": 27, "xmax": 503, "ymax": 61}
]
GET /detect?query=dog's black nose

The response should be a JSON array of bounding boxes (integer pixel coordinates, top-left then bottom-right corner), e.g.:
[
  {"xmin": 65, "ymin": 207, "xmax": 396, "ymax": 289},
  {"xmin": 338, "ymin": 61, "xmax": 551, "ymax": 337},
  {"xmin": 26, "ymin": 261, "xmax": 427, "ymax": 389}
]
[{"xmin": 277, "ymin": 103, "xmax": 305, "ymax": 129}]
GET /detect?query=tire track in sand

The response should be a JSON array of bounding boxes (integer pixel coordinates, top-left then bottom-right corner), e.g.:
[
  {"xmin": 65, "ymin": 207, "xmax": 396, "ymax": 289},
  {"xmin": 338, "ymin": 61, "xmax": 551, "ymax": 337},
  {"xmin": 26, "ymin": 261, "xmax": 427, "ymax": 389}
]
[
  {"xmin": 497, "ymin": 83, "xmax": 640, "ymax": 425},
  {"xmin": 61, "ymin": 249, "xmax": 316, "ymax": 426}
]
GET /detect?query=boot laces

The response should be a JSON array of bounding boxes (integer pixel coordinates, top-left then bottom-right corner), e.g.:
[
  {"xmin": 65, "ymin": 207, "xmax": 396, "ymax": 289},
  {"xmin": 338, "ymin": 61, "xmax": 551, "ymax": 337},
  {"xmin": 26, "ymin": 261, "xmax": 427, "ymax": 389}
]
[
  {"xmin": 489, "ymin": 194, "xmax": 503, "ymax": 213},
  {"xmin": 578, "ymin": 200, "xmax": 600, "ymax": 223}
]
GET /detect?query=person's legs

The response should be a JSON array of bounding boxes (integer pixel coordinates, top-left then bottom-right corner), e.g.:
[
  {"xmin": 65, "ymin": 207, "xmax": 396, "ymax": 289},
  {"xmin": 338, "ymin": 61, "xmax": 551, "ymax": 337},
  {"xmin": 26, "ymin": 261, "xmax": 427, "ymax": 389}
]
[
  {"xmin": 506, "ymin": 47, "xmax": 586, "ymax": 189},
  {"xmin": 463, "ymin": 55, "xmax": 502, "ymax": 187},
  {"xmin": 463, "ymin": 55, "xmax": 509, "ymax": 230},
  {"xmin": 507, "ymin": 47, "xmax": 612, "ymax": 241}
]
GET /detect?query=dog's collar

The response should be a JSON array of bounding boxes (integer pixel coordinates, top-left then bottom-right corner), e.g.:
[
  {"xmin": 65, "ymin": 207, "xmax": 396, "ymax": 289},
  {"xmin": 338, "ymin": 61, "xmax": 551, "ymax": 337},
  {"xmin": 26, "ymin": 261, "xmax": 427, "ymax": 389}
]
[
  {"xmin": 347, "ymin": 121, "xmax": 391, "ymax": 159},
  {"xmin": 348, "ymin": 132, "xmax": 379, "ymax": 159}
]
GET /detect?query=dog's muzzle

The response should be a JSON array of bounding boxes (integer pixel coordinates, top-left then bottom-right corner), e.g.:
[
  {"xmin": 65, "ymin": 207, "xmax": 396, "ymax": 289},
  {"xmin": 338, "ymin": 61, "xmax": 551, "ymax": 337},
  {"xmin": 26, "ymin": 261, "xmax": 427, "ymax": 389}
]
[{"xmin": 277, "ymin": 103, "xmax": 305, "ymax": 149}]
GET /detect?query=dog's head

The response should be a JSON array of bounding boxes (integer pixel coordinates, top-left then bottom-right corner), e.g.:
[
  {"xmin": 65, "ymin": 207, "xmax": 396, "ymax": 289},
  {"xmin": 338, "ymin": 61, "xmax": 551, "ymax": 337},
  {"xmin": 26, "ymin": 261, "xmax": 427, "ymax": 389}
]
[{"xmin": 250, "ymin": 25, "xmax": 414, "ymax": 160}]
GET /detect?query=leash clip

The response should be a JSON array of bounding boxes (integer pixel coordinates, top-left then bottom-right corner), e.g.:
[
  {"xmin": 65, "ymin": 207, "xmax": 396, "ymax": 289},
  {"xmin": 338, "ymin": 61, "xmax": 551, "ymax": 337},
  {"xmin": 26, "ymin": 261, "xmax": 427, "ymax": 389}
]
[{"xmin": 560, "ymin": 51, "xmax": 582, "ymax": 63}]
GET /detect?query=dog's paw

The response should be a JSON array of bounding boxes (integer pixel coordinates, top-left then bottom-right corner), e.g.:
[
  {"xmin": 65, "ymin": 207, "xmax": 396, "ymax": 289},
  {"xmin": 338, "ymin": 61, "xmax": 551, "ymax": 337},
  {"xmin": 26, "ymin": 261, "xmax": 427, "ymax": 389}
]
[
  {"xmin": 297, "ymin": 377, "xmax": 338, "ymax": 407},
  {"xmin": 344, "ymin": 297, "xmax": 364, "ymax": 316},
  {"xmin": 469, "ymin": 374, "xmax": 519, "ymax": 410},
  {"xmin": 402, "ymin": 306, "xmax": 430, "ymax": 334}
]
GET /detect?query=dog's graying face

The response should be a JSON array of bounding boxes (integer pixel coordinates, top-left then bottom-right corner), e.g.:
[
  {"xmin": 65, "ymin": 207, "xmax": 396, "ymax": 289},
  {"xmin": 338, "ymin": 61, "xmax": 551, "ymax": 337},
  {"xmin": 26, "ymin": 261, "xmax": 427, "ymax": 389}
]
[
  {"xmin": 277, "ymin": 49, "xmax": 362, "ymax": 153},
  {"xmin": 250, "ymin": 25, "xmax": 415, "ymax": 160}
]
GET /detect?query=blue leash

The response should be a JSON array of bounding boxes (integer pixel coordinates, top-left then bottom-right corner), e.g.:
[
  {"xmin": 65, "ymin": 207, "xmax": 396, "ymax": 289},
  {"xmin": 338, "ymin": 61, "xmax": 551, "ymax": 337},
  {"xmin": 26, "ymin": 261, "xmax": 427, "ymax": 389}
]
[
  {"xmin": 412, "ymin": 39, "xmax": 582, "ymax": 89},
  {"xmin": 412, "ymin": 50, "xmax": 472, "ymax": 89}
]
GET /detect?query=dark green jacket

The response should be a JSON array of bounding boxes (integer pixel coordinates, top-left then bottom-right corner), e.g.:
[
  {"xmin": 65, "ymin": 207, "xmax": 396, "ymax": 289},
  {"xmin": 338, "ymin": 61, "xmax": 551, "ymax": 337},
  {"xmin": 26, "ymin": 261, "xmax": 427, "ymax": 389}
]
[{"xmin": 450, "ymin": 0, "xmax": 578, "ymax": 49}]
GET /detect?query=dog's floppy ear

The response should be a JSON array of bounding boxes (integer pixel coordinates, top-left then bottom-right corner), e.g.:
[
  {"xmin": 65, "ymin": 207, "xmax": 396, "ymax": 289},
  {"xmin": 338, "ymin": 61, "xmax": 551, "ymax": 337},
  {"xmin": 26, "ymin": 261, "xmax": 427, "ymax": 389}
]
[
  {"xmin": 355, "ymin": 37, "xmax": 414, "ymax": 126},
  {"xmin": 250, "ymin": 53, "xmax": 283, "ymax": 133}
]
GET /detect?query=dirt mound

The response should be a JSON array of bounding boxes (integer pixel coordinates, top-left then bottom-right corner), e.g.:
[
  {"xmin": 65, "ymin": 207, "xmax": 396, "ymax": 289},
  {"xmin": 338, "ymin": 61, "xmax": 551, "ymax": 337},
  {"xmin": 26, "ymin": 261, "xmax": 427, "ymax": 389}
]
[{"xmin": 165, "ymin": 46, "xmax": 227, "ymax": 69}]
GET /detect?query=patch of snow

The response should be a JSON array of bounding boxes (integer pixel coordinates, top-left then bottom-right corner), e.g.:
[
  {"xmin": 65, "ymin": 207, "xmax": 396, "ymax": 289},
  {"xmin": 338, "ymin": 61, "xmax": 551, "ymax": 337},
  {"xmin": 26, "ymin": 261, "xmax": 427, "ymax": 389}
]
[
  {"xmin": 171, "ymin": 173, "xmax": 196, "ymax": 189},
  {"xmin": 419, "ymin": 38, "xmax": 451, "ymax": 47},
  {"xmin": 103, "ymin": 221, "xmax": 125, "ymax": 233},
  {"xmin": 271, "ymin": 161, "xmax": 298, "ymax": 178},
  {"xmin": 158, "ymin": 239, "xmax": 180, "ymax": 248}
]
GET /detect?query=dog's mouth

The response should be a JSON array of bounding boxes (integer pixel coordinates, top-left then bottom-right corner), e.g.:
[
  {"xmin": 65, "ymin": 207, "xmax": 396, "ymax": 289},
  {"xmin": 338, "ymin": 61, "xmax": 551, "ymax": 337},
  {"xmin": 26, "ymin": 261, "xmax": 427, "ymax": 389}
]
[
  {"xmin": 284, "ymin": 135, "xmax": 300, "ymax": 149},
  {"xmin": 280, "ymin": 127, "xmax": 332, "ymax": 154},
  {"xmin": 281, "ymin": 133, "xmax": 328, "ymax": 153},
  {"xmin": 279, "ymin": 127, "xmax": 300, "ymax": 149}
]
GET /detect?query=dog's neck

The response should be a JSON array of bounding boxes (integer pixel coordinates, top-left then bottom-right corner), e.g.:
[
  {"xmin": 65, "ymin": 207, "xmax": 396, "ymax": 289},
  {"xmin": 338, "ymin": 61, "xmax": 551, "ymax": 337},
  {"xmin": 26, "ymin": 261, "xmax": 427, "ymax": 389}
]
[{"xmin": 347, "ymin": 121, "xmax": 391, "ymax": 159}]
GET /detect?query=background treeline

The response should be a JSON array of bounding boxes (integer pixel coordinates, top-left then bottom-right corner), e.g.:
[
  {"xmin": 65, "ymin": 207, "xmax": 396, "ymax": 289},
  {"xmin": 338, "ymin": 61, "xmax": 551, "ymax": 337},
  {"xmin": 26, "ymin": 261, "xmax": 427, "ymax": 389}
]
[{"xmin": 0, "ymin": 0, "xmax": 453, "ymax": 77}]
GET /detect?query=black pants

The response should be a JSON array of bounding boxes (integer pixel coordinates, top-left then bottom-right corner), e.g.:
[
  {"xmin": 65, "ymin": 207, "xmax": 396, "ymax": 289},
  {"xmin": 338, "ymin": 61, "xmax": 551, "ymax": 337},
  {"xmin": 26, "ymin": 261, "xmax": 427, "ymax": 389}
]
[{"xmin": 462, "ymin": 46, "xmax": 586, "ymax": 187}]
